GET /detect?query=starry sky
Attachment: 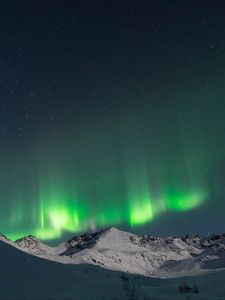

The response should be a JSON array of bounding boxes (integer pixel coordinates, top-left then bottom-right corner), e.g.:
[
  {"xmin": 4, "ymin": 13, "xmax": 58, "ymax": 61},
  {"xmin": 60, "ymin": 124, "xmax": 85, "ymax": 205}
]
[{"xmin": 1, "ymin": 0, "xmax": 225, "ymax": 241}]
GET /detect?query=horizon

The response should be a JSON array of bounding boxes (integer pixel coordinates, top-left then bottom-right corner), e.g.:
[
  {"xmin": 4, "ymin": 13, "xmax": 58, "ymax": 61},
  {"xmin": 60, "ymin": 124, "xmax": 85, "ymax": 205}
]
[{"xmin": 2, "ymin": 223, "xmax": 225, "ymax": 246}]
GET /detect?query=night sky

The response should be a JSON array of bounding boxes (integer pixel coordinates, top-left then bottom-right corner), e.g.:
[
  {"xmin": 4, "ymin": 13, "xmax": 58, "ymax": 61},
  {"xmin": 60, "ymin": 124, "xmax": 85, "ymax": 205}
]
[{"xmin": 1, "ymin": 0, "xmax": 225, "ymax": 241}]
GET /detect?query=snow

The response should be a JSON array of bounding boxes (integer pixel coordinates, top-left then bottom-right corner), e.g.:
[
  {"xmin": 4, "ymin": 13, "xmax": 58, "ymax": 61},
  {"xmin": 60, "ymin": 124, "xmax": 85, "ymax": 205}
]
[
  {"xmin": 0, "ymin": 240, "xmax": 128, "ymax": 300},
  {"xmin": 12, "ymin": 227, "xmax": 225, "ymax": 277},
  {"xmin": 1, "ymin": 227, "xmax": 225, "ymax": 299}
]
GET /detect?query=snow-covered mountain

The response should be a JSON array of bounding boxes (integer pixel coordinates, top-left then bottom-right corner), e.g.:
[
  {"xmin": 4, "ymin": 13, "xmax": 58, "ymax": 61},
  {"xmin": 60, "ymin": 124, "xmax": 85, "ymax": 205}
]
[
  {"xmin": 15, "ymin": 235, "xmax": 55, "ymax": 255},
  {"xmin": 0, "ymin": 232, "xmax": 12, "ymax": 244},
  {"xmin": 1, "ymin": 228, "xmax": 225, "ymax": 300},
  {"xmin": 3, "ymin": 227, "xmax": 225, "ymax": 277}
]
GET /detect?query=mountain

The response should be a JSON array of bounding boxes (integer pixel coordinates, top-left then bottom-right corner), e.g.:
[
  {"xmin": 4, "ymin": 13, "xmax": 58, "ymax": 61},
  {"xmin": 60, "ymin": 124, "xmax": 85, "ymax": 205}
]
[
  {"xmin": 0, "ymin": 232, "xmax": 12, "ymax": 245},
  {"xmin": 8, "ymin": 227, "xmax": 225, "ymax": 277},
  {"xmin": 15, "ymin": 235, "xmax": 56, "ymax": 255},
  {"xmin": 1, "ymin": 229, "xmax": 225, "ymax": 299}
]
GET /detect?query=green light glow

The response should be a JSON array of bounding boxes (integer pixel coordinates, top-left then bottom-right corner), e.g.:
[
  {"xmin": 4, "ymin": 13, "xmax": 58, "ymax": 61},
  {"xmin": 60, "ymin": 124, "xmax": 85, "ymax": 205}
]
[
  {"xmin": 166, "ymin": 190, "xmax": 206, "ymax": 211},
  {"xmin": 1, "ymin": 169, "xmax": 208, "ymax": 241},
  {"xmin": 3, "ymin": 184, "xmax": 207, "ymax": 240},
  {"xmin": 0, "ymin": 112, "xmax": 211, "ymax": 241},
  {"xmin": 126, "ymin": 172, "xmax": 154, "ymax": 226},
  {"xmin": 129, "ymin": 200, "xmax": 153, "ymax": 225},
  {"xmin": 2, "ymin": 169, "xmax": 208, "ymax": 241}
]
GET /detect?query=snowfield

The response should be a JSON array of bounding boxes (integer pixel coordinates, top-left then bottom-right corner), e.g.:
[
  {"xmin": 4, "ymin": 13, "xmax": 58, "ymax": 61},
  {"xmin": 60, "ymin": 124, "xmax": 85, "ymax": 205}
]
[{"xmin": 1, "ymin": 227, "xmax": 225, "ymax": 299}]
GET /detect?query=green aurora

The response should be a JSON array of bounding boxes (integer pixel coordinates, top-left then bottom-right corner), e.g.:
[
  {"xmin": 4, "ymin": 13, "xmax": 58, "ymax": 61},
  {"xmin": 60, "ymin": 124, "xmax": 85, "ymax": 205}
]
[
  {"xmin": 5, "ymin": 184, "xmax": 207, "ymax": 241},
  {"xmin": 1, "ymin": 1, "xmax": 225, "ymax": 241},
  {"xmin": 2, "ymin": 87, "xmax": 224, "ymax": 241},
  {"xmin": 2, "ymin": 96, "xmax": 213, "ymax": 241}
]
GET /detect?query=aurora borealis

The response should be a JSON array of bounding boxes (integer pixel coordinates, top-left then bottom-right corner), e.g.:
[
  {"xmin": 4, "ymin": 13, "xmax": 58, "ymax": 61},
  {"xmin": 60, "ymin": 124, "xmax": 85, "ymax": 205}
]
[{"xmin": 1, "ymin": 1, "xmax": 225, "ymax": 240}]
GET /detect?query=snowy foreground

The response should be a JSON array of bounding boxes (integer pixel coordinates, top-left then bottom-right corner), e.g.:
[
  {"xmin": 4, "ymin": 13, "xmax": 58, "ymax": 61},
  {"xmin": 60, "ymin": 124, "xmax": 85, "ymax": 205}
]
[{"xmin": 1, "ymin": 227, "xmax": 225, "ymax": 299}]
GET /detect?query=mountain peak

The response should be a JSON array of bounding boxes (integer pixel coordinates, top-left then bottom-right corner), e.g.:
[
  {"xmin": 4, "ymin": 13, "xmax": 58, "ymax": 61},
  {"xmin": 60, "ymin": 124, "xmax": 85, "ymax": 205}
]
[
  {"xmin": 16, "ymin": 235, "xmax": 38, "ymax": 242},
  {"xmin": 0, "ymin": 232, "xmax": 8, "ymax": 239},
  {"xmin": 0, "ymin": 232, "xmax": 12, "ymax": 244},
  {"xmin": 15, "ymin": 234, "xmax": 53, "ymax": 255},
  {"xmin": 103, "ymin": 226, "xmax": 120, "ymax": 232},
  {"xmin": 99, "ymin": 226, "xmax": 122, "ymax": 236}
]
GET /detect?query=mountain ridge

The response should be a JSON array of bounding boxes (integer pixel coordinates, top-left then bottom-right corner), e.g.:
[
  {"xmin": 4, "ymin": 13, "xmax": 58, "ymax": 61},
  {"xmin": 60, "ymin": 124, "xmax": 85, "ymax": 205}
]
[{"xmin": 1, "ymin": 226, "xmax": 225, "ymax": 277}]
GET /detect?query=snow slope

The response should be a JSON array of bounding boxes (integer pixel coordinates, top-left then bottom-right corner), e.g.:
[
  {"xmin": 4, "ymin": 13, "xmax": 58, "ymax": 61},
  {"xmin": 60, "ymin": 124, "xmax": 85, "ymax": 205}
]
[
  {"xmin": 0, "ymin": 240, "xmax": 128, "ymax": 300},
  {"xmin": 1, "ymin": 239, "xmax": 225, "ymax": 299}
]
